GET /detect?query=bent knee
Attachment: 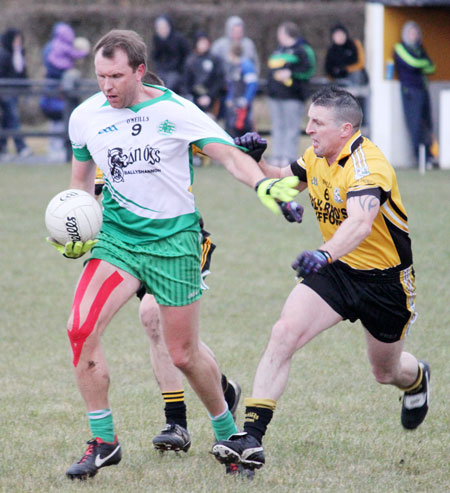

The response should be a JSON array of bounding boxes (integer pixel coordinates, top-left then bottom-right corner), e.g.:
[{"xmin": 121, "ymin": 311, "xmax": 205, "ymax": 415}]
[
  {"xmin": 371, "ymin": 367, "xmax": 398, "ymax": 385},
  {"xmin": 268, "ymin": 319, "xmax": 299, "ymax": 355},
  {"xmin": 167, "ymin": 345, "xmax": 196, "ymax": 372}
]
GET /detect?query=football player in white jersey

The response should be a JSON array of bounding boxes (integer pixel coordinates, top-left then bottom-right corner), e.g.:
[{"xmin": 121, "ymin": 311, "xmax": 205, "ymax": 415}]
[
  {"xmin": 48, "ymin": 29, "xmax": 299, "ymax": 480},
  {"xmin": 92, "ymin": 73, "xmax": 244, "ymax": 466}
]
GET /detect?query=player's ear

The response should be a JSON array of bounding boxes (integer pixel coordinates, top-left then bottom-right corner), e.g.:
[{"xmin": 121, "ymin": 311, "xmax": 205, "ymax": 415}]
[
  {"xmin": 341, "ymin": 122, "xmax": 354, "ymax": 138},
  {"xmin": 136, "ymin": 63, "xmax": 146, "ymax": 81}
]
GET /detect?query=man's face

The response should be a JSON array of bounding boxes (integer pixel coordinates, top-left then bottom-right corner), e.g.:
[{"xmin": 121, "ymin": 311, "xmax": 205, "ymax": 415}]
[
  {"xmin": 406, "ymin": 26, "xmax": 420, "ymax": 45},
  {"xmin": 95, "ymin": 48, "xmax": 144, "ymax": 109},
  {"xmin": 305, "ymin": 104, "xmax": 346, "ymax": 162},
  {"xmin": 155, "ymin": 18, "xmax": 171, "ymax": 39},
  {"xmin": 230, "ymin": 24, "xmax": 244, "ymax": 42},
  {"xmin": 332, "ymin": 29, "xmax": 347, "ymax": 46}
]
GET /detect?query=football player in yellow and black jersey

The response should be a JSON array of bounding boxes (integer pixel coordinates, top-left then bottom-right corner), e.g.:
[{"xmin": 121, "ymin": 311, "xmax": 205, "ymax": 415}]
[{"xmin": 212, "ymin": 87, "xmax": 430, "ymax": 473}]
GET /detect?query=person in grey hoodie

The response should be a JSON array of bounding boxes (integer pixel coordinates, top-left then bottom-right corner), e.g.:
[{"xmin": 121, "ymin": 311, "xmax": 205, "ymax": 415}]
[
  {"xmin": 211, "ymin": 16, "xmax": 260, "ymax": 76},
  {"xmin": 211, "ymin": 16, "xmax": 259, "ymax": 121}
]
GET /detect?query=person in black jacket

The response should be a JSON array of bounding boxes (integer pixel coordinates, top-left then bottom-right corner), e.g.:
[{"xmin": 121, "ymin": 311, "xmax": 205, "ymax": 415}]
[
  {"xmin": 325, "ymin": 24, "xmax": 369, "ymax": 127},
  {"xmin": 267, "ymin": 22, "xmax": 315, "ymax": 166},
  {"xmin": 325, "ymin": 24, "xmax": 360, "ymax": 84},
  {"xmin": 0, "ymin": 28, "xmax": 31, "ymax": 159},
  {"xmin": 183, "ymin": 31, "xmax": 225, "ymax": 118},
  {"xmin": 152, "ymin": 15, "xmax": 190, "ymax": 93}
]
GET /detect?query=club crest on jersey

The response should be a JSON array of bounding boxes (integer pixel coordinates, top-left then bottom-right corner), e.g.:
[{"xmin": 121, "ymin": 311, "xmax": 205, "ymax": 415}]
[
  {"xmin": 107, "ymin": 148, "xmax": 129, "ymax": 182},
  {"xmin": 158, "ymin": 119, "xmax": 176, "ymax": 135},
  {"xmin": 334, "ymin": 187, "xmax": 344, "ymax": 203}
]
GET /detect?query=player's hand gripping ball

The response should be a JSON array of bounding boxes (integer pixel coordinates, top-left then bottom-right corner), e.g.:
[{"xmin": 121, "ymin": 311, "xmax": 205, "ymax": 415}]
[{"xmin": 45, "ymin": 189, "xmax": 102, "ymax": 258}]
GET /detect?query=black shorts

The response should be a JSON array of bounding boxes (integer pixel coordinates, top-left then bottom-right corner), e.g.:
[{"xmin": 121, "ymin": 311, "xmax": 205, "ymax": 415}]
[{"xmin": 301, "ymin": 261, "xmax": 417, "ymax": 343}]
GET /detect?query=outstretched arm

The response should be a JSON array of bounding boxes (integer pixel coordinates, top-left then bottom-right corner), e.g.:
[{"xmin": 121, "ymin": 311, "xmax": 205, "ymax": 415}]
[
  {"xmin": 202, "ymin": 142, "xmax": 265, "ymax": 188},
  {"xmin": 233, "ymin": 132, "xmax": 307, "ymax": 190},
  {"xmin": 202, "ymin": 142, "xmax": 300, "ymax": 215}
]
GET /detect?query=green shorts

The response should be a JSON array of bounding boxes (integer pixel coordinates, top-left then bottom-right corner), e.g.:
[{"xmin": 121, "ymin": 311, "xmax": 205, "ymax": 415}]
[{"xmin": 89, "ymin": 230, "xmax": 202, "ymax": 306}]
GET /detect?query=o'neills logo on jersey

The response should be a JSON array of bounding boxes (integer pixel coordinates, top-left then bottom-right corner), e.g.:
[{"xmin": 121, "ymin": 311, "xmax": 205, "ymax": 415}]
[{"xmin": 107, "ymin": 145, "xmax": 161, "ymax": 182}]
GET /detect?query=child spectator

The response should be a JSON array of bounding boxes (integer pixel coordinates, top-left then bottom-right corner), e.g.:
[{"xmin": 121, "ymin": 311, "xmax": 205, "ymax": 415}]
[{"xmin": 224, "ymin": 41, "xmax": 258, "ymax": 138}]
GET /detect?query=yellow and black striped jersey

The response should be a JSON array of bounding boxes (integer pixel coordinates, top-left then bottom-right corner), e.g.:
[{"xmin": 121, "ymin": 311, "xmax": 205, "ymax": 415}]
[{"xmin": 292, "ymin": 132, "xmax": 412, "ymax": 271}]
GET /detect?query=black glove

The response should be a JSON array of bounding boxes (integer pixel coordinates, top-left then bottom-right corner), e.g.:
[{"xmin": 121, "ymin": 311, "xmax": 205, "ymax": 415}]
[
  {"xmin": 279, "ymin": 201, "xmax": 304, "ymax": 223},
  {"xmin": 292, "ymin": 250, "xmax": 332, "ymax": 278},
  {"xmin": 234, "ymin": 132, "xmax": 267, "ymax": 162}
]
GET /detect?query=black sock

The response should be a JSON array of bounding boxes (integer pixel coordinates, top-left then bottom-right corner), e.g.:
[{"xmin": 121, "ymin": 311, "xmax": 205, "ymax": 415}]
[
  {"xmin": 162, "ymin": 391, "xmax": 187, "ymax": 429},
  {"xmin": 221, "ymin": 374, "xmax": 236, "ymax": 410},
  {"xmin": 243, "ymin": 406, "xmax": 274, "ymax": 443}
]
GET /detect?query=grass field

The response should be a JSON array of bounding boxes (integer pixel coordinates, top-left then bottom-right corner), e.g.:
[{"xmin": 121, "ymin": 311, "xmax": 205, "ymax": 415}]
[{"xmin": 0, "ymin": 162, "xmax": 449, "ymax": 492}]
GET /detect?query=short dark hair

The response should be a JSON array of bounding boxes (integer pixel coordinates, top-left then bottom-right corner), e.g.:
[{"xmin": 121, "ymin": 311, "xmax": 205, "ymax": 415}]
[
  {"xmin": 94, "ymin": 29, "xmax": 147, "ymax": 71},
  {"xmin": 279, "ymin": 21, "xmax": 300, "ymax": 40},
  {"xmin": 311, "ymin": 86, "xmax": 363, "ymax": 130}
]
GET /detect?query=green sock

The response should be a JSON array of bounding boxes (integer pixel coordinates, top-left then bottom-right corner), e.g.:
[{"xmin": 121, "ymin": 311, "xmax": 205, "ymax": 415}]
[
  {"xmin": 210, "ymin": 409, "xmax": 238, "ymax": 441},
  {"xmin": 88, "ymin": 409, "xmax": 115, "ymax": 442}
]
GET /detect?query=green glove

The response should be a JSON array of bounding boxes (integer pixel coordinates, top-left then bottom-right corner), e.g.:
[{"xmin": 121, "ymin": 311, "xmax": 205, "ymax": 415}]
[
  {"xmin": 46, "ymin": 237, "xmax": 98, "ymax": 259},
  {"xmin": 255, "ymin": 177, "xmax": 300, "ymax": 215}
]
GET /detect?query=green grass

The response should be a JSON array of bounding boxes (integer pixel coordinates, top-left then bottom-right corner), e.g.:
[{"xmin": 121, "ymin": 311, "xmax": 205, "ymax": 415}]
[{"xmin": 0, "ymin": 163, "xmax": 449, "ymax": 492}]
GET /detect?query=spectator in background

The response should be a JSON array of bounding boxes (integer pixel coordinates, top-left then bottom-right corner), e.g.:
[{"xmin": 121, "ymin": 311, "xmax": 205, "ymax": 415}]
[
  {"xmin": 183, "ymin": 31, "xmax": 225, "ymax": 119},
  {"xmin": 325, "ymin": 24, "xmax": 369, "ymax": 129},
  {"xmin": 394, "ymin": 21, "xmax": 437, "ymax": 168},
  {"xmin": 211, "ymin": 16, "xmax": 260, "ymax": 75},
  {"xmin": 152, "ymin": 15, "xmax": 190, "ymax": 93},
  {"xmin": 0, "ymin": 28, "xmax": 32, "ymax": 160},
  {"xmin": 267, "ymin": 21, "xmax": 315, "ymax": 166},
  {"xmin": 224, "ymin": 41, "xmax": 258, "ymax": 138},
  {"xmin": 325, "ymin": 24, "xmax": 368, "ymax": 86},
  {"xmin": 41, "ymin": 22, "xmax": 90, "ymax": 161},
  {"xmin": 211, "ymin": 16, "xmax": 260, "ymax": 123}
]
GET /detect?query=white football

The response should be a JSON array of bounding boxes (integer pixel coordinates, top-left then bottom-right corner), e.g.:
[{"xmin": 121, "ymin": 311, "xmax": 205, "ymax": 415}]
[{"xmin": 45, "ymin": 189, "xmax": 102, "ymax": 245}]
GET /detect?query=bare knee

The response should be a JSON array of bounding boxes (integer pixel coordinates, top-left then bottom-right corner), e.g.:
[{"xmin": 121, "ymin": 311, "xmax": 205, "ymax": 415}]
[
  {"xmin": 371, "ymin": 365, "xmax": 398, "ymax": 385},
  {"xmin": 139, "ymin": 296, "xmax": 162, "ymax": 343},
  {"xmin": 168, "ymin": 345, "xmax": 194, "ymax": 372},
  {"xmin": 267, "ymin": 318, "xmax": 298, "ymax": 359}
]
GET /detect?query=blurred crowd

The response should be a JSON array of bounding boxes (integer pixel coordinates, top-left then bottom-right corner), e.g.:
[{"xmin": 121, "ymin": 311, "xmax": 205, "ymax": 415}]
[{"xmin": 0, "ymin": 15, "xmax": 435, "ymax": 167}]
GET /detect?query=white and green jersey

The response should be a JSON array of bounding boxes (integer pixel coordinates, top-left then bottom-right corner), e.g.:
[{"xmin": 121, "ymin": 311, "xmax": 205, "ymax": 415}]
[{"xmin": 69, "ymin": 85, "xmax": 234, "ymax": 244}]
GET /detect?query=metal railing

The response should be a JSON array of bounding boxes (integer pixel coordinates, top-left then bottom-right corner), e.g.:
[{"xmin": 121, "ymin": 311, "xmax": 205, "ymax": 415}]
[{"xmin": 0, "ymin": 76, "xmax": 370, "ymax": 157}]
